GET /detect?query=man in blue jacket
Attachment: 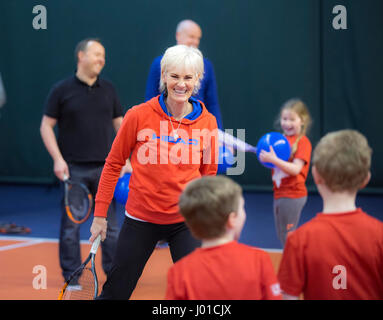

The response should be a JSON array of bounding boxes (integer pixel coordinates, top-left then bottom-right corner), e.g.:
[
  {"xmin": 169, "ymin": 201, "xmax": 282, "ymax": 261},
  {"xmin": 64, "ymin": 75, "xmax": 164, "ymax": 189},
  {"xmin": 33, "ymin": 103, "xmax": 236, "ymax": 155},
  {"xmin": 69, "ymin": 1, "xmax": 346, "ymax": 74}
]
[{"xmin": 145, "ymin": 19, "xmax": 223, "ymax": 130}]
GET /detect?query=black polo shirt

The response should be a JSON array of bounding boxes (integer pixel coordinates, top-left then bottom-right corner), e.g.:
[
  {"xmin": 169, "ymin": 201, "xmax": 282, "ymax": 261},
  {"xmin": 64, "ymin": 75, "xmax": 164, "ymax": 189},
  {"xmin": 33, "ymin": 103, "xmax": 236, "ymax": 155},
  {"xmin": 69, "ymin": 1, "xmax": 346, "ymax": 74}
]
[{"xmin": 44, "ymin": 75, "xmax": 123, "ymax": 163}]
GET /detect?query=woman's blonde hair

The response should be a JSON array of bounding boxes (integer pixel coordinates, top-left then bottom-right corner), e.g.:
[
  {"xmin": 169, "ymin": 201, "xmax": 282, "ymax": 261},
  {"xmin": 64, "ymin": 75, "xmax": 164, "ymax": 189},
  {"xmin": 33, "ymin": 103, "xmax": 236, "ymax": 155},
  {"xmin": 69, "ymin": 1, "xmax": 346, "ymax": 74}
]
[
  {"xmin": 276, "ymin": 99, "xmax": 312, "ymax": 157},
  {"xmin": 159, "ymin": 44, "xmax": 204, "ymax": 95}
]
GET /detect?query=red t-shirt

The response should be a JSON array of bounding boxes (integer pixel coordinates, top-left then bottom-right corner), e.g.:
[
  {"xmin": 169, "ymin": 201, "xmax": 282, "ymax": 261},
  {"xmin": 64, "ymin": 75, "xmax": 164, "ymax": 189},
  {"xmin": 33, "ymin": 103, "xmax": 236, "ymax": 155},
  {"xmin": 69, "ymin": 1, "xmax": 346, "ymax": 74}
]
[
  {"xmin": 273, "ymin": 135, "xmax": 312, "ymax": 199},
  {"xmin": 166, "ymin": 241, "xmax": 282, "ymax": 300},
  {"xmin": 278, "ymin": 208, "xmax": 383, "ymax": 299}
]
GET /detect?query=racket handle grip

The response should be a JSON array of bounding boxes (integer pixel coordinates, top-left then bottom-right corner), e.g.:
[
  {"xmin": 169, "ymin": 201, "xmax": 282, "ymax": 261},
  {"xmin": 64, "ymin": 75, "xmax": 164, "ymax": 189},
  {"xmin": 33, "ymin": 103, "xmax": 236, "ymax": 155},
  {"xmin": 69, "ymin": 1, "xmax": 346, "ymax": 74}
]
[{"xmin": 90, "ymin": 234, "xmax": 102, "ymax": 254}]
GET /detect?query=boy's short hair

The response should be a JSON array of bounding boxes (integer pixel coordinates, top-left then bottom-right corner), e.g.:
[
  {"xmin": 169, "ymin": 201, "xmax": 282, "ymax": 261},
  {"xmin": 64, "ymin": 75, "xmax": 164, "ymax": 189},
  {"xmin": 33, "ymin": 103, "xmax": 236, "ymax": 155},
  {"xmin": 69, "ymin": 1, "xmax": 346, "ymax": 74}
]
[
  {"xmin": 312, "ymin": 129, "xmax": 372, "ymax": 192},
  {"xmin": 179, "ymin": 175, "xmax": 243, "ymax": 240}
]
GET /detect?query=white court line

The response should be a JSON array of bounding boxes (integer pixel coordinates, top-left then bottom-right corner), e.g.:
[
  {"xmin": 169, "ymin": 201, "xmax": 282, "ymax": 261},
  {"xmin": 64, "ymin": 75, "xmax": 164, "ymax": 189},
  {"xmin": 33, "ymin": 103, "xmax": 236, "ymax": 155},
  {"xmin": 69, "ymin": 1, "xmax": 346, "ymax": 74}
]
[
  {"xmin": 0, "ymin": 235, "xmax": 92, "ymax": 252},
  {"xmin": 0, "ymin": 235, "xmax": 283, "ymax": 253},
  {"xmin": 263, "ymin": 248, "xmax": 283, "ymax": 253},
  {"xmin": 0, "ymin": 239, "xmax": 45, "ymax": 252},
  {"xmin": 0, "ymin": 235, "xmax": 59, "ymax": 243}
]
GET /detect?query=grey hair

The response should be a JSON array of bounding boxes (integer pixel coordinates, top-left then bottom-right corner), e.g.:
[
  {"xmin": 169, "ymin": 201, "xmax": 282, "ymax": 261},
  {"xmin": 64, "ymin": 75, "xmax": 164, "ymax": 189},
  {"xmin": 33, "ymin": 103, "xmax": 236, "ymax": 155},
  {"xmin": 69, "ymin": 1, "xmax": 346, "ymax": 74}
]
[
  {"xmin": 159, "ymin": 44, "xmax": 204, "ymax": 95},
  {"xmin": 176, "ymin": 19, "xmax": 199, "ymax": 33}
]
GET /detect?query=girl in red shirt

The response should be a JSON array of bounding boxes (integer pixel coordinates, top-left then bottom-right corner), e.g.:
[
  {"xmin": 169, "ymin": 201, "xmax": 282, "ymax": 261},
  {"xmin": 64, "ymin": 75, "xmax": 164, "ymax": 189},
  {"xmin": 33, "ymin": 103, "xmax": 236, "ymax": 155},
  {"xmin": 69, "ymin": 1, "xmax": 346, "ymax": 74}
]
[{"xmin": 259, "ymin": 99, "xmax": 312, "ymax": 247}]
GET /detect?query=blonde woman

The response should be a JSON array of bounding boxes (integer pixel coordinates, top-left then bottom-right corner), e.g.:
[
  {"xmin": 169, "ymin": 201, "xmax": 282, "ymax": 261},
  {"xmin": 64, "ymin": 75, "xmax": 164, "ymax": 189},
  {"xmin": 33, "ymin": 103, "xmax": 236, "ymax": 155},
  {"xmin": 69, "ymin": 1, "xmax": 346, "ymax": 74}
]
[{"xmin": 89, "ymin": 44, "xmax": 218, "ymax": 299}]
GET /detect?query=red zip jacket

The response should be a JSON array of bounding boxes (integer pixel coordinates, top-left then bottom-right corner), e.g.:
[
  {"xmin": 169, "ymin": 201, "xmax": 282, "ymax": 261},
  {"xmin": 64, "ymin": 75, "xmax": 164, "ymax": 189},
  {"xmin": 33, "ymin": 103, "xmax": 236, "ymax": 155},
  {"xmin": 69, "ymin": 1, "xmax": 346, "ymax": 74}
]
[{"xmin": 94, "ymin": 95, "xmax": 218, "ymax": 224}]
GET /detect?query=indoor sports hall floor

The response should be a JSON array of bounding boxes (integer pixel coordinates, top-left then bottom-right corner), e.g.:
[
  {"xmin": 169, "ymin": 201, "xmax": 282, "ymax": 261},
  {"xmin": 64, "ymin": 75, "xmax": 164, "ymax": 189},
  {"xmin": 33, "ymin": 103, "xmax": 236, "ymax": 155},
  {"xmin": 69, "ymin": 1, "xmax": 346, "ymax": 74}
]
[{"xmin": 1, "ymin": 183, "xmax": 382, "ymax": 300}]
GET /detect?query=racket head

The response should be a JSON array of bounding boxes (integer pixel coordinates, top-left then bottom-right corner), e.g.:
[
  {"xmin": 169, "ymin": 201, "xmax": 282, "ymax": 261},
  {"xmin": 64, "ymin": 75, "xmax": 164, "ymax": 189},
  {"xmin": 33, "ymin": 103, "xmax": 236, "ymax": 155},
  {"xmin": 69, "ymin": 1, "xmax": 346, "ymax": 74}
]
[
  {"xmin": 58, "ymin": 265, "xmax": 98, "ymax": 300},
  {"xmin": 64, "ymin": 178, "xmax": 93, "ymax": 224},
  {"xmin": 58, "ymin": 235, "xmax": 101, "ymax": 300}
]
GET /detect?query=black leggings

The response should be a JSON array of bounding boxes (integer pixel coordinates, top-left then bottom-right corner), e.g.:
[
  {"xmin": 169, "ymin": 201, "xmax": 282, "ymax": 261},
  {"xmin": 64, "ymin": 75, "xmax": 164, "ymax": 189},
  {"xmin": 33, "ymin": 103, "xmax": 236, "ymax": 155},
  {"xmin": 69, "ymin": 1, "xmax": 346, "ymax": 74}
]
[{"xmin": 98, "ymin": 216, "xmax": 201, "ymax": 300}]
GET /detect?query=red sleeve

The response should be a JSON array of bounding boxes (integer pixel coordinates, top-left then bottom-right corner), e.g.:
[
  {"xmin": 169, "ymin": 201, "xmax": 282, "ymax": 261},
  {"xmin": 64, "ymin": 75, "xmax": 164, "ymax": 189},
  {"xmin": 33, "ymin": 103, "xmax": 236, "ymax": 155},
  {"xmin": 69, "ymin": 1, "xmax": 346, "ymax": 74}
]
[
  {"xmin": 277, "ymin": 231, "xmax": 305, "ymax": 296},
  {"xmin": 294, "ymin": 136, "xmax": 312, "ymax": 164},
  {"xmin": 260, "ymin": 252, "xmax": 282, "ymax": 300},
  {"xmin": 94, "ymin": 107, "xmax": 138, "ymax": 217}
]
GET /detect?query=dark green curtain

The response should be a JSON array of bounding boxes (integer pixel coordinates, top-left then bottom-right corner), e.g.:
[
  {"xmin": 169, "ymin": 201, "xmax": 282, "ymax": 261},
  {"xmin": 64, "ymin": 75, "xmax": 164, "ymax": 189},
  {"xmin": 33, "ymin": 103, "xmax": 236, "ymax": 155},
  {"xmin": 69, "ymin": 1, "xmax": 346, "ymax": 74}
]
[
  {"xmin": 0, "ymin": 0, "xmax": 382, "ymax": 192},
  {"xmin": 321, "ymin": 0, "xmax": 383, "ymax": 191}
]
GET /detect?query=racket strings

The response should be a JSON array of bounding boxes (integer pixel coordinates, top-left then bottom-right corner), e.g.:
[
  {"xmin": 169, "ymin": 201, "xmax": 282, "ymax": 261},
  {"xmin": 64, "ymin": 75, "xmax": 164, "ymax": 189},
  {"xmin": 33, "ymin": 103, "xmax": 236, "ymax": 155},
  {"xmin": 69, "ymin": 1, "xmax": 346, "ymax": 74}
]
[
  {"xmin": 62, "ymin": 267, "xmax": 97, "ymax": 300},
  {"xmin": 67, "ymin": 184, "xmax": 91, "ymax": 220}
]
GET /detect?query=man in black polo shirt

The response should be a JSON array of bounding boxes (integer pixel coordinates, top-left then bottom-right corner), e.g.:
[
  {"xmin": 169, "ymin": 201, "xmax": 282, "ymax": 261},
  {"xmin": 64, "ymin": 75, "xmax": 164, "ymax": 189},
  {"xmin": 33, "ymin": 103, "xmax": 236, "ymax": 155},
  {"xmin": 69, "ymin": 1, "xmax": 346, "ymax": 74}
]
[{"xmin": 40, "ymin": 38, "xmax": 130, "ymax": 284}]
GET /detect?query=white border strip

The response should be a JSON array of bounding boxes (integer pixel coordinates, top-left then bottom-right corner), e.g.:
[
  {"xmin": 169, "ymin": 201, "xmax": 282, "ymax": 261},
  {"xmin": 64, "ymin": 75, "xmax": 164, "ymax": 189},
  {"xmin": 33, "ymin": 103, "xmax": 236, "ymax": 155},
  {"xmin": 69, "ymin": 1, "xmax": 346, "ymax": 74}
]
[
  {"xmin": 0, "ymin": 235, "xmax": 283, "ymax": 253},
  {"xmin": 0, "ymin": 235, "xmax": 59, "ymax": 243},
  {"xmin": 0, "ymin": 236, "xmax": 92, "ymax": 252},
  {"xmin": 0, "ymin": 239, "xmax": 45, "ymax": 251},
  {"xmin": 261, "ymin": 248, "xmax": 283, "ymax": 253}
]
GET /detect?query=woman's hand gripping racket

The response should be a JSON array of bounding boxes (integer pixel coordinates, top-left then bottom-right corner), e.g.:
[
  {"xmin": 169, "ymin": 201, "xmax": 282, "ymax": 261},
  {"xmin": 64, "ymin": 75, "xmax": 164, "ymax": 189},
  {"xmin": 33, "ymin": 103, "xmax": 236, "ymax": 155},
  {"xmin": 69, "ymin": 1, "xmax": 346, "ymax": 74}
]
[
  {"xmin": 58, "ymin": 235, "xmax": 102, "ymax": 300},
  {"xmin": 63, "ymin": 174, "xmax": 93, "ymax": 224}
]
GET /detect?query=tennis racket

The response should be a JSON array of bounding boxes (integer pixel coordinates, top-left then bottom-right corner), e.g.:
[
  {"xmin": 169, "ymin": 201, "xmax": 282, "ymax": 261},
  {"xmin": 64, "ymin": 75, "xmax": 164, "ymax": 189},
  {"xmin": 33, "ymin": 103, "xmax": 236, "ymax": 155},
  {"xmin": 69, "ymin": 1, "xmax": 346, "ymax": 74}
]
[
  {"xmin": 58, "ymin": 235, "xmax": 101, "ymax": 300},
  {"xmin": 63, "ymin": 174, "xmax": 93, "ymax": 224},
  {"xmin": 218, "ymin": 129, "xmax": 258, "ymax": 153}
]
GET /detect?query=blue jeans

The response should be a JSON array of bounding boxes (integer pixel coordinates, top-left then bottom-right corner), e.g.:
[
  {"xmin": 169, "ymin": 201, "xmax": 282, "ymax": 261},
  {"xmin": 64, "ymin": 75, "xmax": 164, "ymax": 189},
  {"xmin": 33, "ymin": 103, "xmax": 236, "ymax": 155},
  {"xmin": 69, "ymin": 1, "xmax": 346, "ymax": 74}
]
[{"xmin": 59, "ymin": 162, "xmax": 119, "ymax": 281}]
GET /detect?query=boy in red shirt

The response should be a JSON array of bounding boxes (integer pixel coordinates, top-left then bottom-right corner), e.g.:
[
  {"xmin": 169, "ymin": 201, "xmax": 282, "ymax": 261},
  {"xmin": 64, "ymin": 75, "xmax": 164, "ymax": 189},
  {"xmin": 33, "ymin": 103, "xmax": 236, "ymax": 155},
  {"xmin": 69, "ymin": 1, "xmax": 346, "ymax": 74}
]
[
  {"xmin": 165, "ymin": 175, "xmax": 282, "ymax": 300},
  {"xmin": 278, "ymin": 130, "xmax": 383, "ymax": 300}
]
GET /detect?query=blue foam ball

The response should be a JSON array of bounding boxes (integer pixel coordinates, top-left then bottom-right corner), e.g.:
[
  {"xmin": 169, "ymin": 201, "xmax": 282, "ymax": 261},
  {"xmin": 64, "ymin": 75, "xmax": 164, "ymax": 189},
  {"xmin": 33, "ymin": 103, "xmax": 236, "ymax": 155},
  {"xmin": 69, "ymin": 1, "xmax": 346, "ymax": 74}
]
[
  {"xmin": 217, "ymin": 145, "xmax": 235, "ymax": 174},
  {"xmin": 256, "ymin": 132, "xmax": 291, "ymax": 169},
  {"xmin": 114, "ymin": 173, "xmax": 131, "ymax": 205}
]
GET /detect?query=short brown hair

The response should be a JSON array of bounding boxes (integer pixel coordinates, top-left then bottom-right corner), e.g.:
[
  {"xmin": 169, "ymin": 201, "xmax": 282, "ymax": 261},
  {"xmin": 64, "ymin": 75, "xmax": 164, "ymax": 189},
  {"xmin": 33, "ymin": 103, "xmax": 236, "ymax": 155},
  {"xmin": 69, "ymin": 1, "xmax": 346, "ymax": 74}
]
[
  {"xmin": 179, "ymin": 175, "xmax": 243, "ymax": 240},
  {"xmin": 312, "ymin": 130, "xmax": 372, "ymax": 192},
  {"xmin": 74, "ymin": 38, "xmax": 103, "ymax": 62}
]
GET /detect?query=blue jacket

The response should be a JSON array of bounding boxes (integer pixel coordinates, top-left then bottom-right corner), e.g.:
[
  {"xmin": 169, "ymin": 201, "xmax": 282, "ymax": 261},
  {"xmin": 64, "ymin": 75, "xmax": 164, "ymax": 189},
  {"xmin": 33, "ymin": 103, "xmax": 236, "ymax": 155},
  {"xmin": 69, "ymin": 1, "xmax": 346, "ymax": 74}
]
[{"xmin": 145, "ymin": 56, "xmax": 223, "ymax": 129}]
